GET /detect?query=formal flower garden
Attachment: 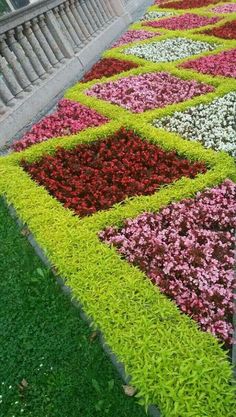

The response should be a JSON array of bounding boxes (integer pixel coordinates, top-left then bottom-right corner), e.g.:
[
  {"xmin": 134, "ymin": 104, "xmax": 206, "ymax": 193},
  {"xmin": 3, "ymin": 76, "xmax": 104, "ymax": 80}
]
[{"xmin": 0, "ymin": 1, "xmax": 236, "ymax": 416}]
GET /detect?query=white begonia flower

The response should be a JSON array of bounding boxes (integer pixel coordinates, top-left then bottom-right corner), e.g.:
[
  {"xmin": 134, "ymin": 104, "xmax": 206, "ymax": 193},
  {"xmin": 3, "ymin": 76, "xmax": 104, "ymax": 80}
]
[
  {"xmin": 140, "ymin": 11, "xmax": 174, "ymax": 21},
  {"xmin": 124, "ymin": 38, "xmax": 217, "ymax": 63},
  {"xmin": 153, "ymin": 92, "xmax": 236, "ymax": 158}
]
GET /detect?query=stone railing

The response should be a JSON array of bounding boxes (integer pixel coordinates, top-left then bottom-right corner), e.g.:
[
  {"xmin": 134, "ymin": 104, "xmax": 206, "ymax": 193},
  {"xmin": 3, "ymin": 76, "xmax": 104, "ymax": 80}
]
[{"xmin": 0, "ymin": 0, "xmax": 153, "ymax": 146}]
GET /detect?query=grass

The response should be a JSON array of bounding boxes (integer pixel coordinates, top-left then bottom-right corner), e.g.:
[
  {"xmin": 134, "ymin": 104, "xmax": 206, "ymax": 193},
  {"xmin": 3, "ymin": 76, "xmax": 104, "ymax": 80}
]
[{"xmin": 0, "ymin": 199, "xmax": 146, "ymax": 417}]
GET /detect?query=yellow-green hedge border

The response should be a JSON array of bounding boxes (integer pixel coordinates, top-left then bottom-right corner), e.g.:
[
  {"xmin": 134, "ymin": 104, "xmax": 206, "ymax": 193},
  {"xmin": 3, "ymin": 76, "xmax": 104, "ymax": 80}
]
[{"xmin": 0, "ymin": 119, "xmax": 235, "ymax": 417}]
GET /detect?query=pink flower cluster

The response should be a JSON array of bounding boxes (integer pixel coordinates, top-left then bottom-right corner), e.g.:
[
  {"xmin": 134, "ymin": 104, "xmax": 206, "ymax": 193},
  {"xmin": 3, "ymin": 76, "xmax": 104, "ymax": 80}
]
[
  {"xmin": 212, "ymin": 3, "xmax": 236, "ymax": 13},
  {"xmin": 86, "ymin": 72, "xmax": 214, "ymax": 113},
  {"xmin": 13, "ymin": 99, "xmax": 108, "ymax": 152},
  {"xmin": 154, "ymin": 0, "xmax": 170, "ymax": 4},
  {"xmin": 143, "ymin": 13, "xmax": 220, "ymax": 30},
  {"xmin": 181, "ymin": 48, "xmax": 236, "ymax": 78},
  {"xmin": 112, "ymin": 30, "xmax": 158, "ymax": 48},
  {"xmin": 100, "ymin": 180, "xmax": 236, "ymax": 345}
]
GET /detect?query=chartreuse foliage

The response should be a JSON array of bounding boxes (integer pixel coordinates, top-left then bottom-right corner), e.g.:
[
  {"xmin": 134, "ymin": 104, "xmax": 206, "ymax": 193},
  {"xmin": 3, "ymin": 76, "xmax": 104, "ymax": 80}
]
[{"xmin": 0, "ymin": 117, "xmax": 235, "ymax": 417}]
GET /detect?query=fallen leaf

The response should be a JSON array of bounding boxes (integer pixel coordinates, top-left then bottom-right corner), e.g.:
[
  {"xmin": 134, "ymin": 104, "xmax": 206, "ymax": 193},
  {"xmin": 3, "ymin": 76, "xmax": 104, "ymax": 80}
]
[
  {"xmin": 122, "ymin": 385, "xmax": 137, "ymax": 397},
  {"xmin": 20, "ymin": 378, "xmax": 28, "ymax": 388},
  {"xmin": 21, "ymin": 227, "xmax": 30, "ymax": 237},
  {"xmin": 89, "ymin": 331, "xmax": 98, "ymax": 342},
  {"xmin": 51, "ymin": 267, "xmax": 58, "ymax": 276},
  {"xmin": 18, "ymin": 378, "xmax": 28, "ymax": 393}
]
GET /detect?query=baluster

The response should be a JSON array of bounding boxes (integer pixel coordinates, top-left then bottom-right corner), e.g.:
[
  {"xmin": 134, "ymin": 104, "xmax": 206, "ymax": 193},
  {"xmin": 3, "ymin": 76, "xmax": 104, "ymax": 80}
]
[
  {"xmin": 0, "ymin": 94, "xmax": 7, "ymax": 114},
  {"xmin": 103, "ymin": 0, "xmax": 116, "ymax": 17},
  {"xmin": 86, "ymin": 0, "xmax": 103, "ymax": 29},
  {"xmin": 0, "ymin": 34, "xmax": 31, "ymax": 91},
  {"xmin": 70, "ymin": 0, "xmax": 90, "ymax": 40},
  {"xmin": 58, "ymin": 4, "xmax": 79, "ymax": 51},
  {"xmin": 32, "ymin": 17, "xmax": 59, "ymax": 67},
  {"xmin": 7, "ymin": 29, "xmax": 39, "ymax": 84},
  {"xmin": 45, "ymin": 9, "xmax": 74, "ymax": 58},
  {"xmin": 80, "ymin": 0, "xmax": 99, "ymax": 32},
  {"xmin": 16, "ymin": 25, "xmax": 46, "ymax": 78},
  {"xmin": 54, "ymin": 6, "xmax": 75, "ymax": 50},
  {"xmin": 24, "ymin": 21, "xmax": 53, "ymax": 73},
  {"xmin": 16, "ymin": 25, "xmax": 46, "ymax": 79},
  {"xmin": 63, "ymin": 1, "xmax": 83, "ymax": 47},
  {"xmin": 77, "ymin": 0, "xmax": 95, "ymax": 34},
  {"xmin": 92, "ymin": 0, "xmax": 109, "ymax": 23},
  {"xmin": 0, "ymin": 55, "xmax": 23, "ymax": 97},
  {"xmin": 100, "ymin": 0, "xmax": 114, "ymax": 20},
  {"xmin": 0, "ymin": 76, "xmax": 15, "ymax": 105},
  {"xmin": 38, "ymin": 14, "xmax": 65, "ymax": 63}
]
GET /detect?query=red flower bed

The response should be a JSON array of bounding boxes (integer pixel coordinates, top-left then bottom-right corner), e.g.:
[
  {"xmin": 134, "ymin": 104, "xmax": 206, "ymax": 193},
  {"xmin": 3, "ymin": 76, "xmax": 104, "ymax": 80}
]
[
  {"xmin": 13, "ymin": 99, "xmax": 108, "ymax": 152},
  {"xmin": 82, "ymin": 58, "xmax": 138, "ymax": 83},
  {"xmin": 162, "ymin": 0, "xmax": 227, "ymax": 9},
  {"xmin": 22, "ymin": 129, "xmax": 207, "ymax": 217},
  {"xmin": 202, "ymin": 20, "xmax": 236, "ymax": 39}
]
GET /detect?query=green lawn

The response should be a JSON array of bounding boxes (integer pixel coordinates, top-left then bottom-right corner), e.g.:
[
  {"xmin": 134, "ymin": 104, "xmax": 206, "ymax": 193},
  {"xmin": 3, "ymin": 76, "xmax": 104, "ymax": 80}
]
[{"xmin": 0, "ymin": 199, "xmax": 146, "ymax": 417}]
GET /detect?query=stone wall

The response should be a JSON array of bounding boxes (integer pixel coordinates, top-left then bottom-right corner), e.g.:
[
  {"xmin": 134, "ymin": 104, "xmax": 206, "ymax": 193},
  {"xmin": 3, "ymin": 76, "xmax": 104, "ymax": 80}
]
[{"xmin": 0, "ymin": 0, "xmax": 153, "ymax": 146}]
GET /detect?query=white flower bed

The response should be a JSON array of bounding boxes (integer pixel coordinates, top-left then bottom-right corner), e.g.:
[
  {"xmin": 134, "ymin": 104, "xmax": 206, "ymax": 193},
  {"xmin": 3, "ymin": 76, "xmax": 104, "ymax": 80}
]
[
  {"xmin": 124, "ymin": 38, "xmax": 217, "ymax": 63},
  {"xmin": 153, "ymin": 92, "xmax": 236, "ymax": 158},
  {"xmin": 140, "ymin": 11, "xmax": 174, "ymax": 21}
]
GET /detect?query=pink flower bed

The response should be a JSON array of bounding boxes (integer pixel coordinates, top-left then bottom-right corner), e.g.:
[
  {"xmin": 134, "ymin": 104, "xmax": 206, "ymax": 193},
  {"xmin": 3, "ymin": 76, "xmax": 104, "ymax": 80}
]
[
  {"xmin": 112, "ymin": 30, "xmax": 158, "ymax": 48},
  {"xmin": 100, "ymin": 180, "xmax": 236, "ymax": 345},
  {"xmin": 143, "ymin": 13, "xmax": 220, "ymax": 30},
  {"xmin": 212, "ymin": 3, "xmax": 236, "ymax": 13},
  {"xmin": 86, "ymin": 72, "xmax": 214, "ymax": 113},
  {"xmin": 13, "ymin": 99, "xmax": 108, "ymax": 152},
  {"xmin": 181, "ymin": 48, "xmax": 236, "ymax": 78}
]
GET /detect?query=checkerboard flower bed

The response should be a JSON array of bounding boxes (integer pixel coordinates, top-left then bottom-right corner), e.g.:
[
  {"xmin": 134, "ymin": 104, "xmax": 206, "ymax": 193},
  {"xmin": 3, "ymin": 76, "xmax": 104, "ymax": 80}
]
[
  {"xmin": 13, "ymin": 99, "xmax": 108, "ymax": 152},
  {"xmin": 124, "ymin": 38, "xmax": 217, "ymax": 63},
  {"xmin": 86, "ymin": 72, "xmax": 214, "ymax": 113},
  {"xmin": 81, "ymin": 58, "xmax": 139, "ymax": 83},
  {"xmin": 153, "ymin": 92, "xmax": 236, "ymax": 158},
  {"xmin": 21, "ymin": 128, "xmax": 206, "ymax": 217},
  {"xmin": 212, "ymin": 3, "xmax": 236, "ymax": 13},
  {"xmin": 143, "ymin": 13, "xmax": 220, "ymax": 30},
  {"xmin": 100, "ymin": 180, "xmax": 236, "ymax": 345},
  {"xmin": 160, "ymin": 0, "xmax": 228, "ymax": 9},
  {"xmin": 2, "ymin": 1, "xmax": 236, "ymax": 416},
  {"xmin": 202, "ymin": 20, "xmax": 236, "ymax": 39},
  {"xmin": 181, "ymin": 48, "xmax": 236, "ymax": 78},
  {"xmin": 112, "ymin": 30, "xmax": 158, "ymax": 48}
]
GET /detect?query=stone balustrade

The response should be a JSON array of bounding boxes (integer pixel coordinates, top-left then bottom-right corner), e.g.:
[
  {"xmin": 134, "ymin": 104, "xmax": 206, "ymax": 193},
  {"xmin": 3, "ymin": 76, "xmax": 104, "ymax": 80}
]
[{"xmin": 0, "ymin": 0, "xmax": 152, "ymax": 146}]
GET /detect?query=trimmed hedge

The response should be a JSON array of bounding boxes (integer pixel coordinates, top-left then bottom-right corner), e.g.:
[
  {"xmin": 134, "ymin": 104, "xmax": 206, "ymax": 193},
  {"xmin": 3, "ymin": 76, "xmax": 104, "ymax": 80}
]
[
  {"xmin": 0, "ymin": 118, "xmax": 235, "ymax": 416},
  {"xmin": 0, "ymin": 2, "xmax": 236, "ymax": 416}
]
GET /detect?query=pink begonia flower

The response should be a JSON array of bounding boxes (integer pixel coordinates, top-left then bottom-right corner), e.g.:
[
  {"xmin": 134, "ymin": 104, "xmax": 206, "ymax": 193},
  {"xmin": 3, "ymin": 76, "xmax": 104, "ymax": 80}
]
[
  {"xmin": 143, "ymin": 13, "xmax": 220, "ymax": 30},
  {"xmin": 181, "ymin": 48, "xmax": 236, "ymax": 78},
  {"xmin": 112, "ymin": 30, "xmax": 158, "ymax": 48},
  {"xmin": 100, "ymin": 180, "xmax": 236, "ymax": 345},
  {"xmin": 13, "ymin": 99, "xmax": 108, "ymax": 152},
  {"xmin": 86, "ymin": 72, "xmax": 214, "ymax": 113},
  {"xmin": 212, "ymin": 3, "xmax": 236, "ymax": 13}
]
